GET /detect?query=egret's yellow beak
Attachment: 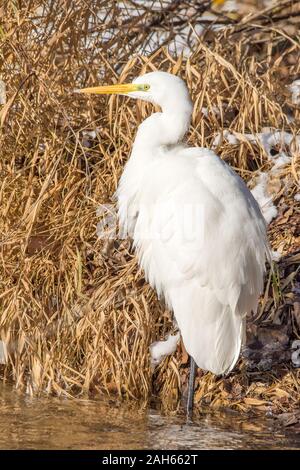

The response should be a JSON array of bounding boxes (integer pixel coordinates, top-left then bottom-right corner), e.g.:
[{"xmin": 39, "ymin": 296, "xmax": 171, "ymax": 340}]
[
  {"xmin": 212, "ymin": 0, "xmax": 225, "ymax": 5},
  {"xmin": 78, "ymin": 83, "xmax": 149, "ymax": 95}
]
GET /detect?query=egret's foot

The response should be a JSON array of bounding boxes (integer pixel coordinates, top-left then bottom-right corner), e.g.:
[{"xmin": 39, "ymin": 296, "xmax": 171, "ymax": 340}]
[{"xmin": 186, "ymin": 356, "xmax": 196, "ymax": 418}]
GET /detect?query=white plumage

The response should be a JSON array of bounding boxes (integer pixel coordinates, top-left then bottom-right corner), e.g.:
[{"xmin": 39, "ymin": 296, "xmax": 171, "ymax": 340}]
[{"xmin": 80, "ymin": 71, "xmax": 270, "ymax": 376}]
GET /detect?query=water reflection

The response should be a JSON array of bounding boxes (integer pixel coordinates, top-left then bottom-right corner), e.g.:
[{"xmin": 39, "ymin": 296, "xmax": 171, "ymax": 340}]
[{"xmin": 0, "ymin": 383, "xmax": 299, "ymax": 449}]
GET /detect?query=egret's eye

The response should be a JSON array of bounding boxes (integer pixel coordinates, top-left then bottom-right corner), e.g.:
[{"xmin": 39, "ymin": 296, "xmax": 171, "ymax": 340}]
[{"xmin": 136, "ymin": 83, "xmax": 150, "ymax": 92}]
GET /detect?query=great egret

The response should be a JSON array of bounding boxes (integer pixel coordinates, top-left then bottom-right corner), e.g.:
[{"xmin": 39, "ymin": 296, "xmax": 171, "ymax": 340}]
[{"xmin": 79, "ymin": 71, "xmax": 270, "ymax": 413}]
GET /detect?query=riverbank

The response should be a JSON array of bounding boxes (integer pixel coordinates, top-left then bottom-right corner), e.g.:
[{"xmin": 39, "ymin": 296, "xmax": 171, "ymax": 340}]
[
  {"xmin": 0, "ymin": 382, "xmax": 299, "ymax": 449},
  {"xmin": 0, "ymin": 1, "xmax": 299, "ymax": 425}
]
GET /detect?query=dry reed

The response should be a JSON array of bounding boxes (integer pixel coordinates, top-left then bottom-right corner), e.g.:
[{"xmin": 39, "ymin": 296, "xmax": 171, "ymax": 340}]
[{"xmin": 0, "ymin": 0, "xmax": 299, "ymax": 421}]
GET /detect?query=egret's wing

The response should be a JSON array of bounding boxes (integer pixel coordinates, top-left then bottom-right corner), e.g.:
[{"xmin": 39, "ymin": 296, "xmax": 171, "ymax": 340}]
[{"xmin": 133, "ymin": 148, "xmax": 269, "ymax": 374}]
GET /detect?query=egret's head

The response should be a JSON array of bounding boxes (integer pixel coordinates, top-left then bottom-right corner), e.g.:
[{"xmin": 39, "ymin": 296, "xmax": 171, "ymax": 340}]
[{"xmin": 78, "ymin": 71, "xmax": 192, "ymax": 113}]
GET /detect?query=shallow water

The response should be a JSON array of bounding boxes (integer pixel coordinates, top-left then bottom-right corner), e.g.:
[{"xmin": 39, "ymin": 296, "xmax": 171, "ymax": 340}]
[{"xmin": 0, "ymin": 383, "xmax": 299, "ymax": 450}]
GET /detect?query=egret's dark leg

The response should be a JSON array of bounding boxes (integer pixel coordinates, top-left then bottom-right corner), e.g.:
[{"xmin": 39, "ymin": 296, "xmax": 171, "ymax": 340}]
[{"xmin": 186, "ymin": 356, "xmax": 196, "ymax": 417}]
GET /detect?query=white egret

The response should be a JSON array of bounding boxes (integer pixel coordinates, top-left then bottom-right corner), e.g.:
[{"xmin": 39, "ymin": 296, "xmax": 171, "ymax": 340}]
[{"xmin": 79, "ymin": 71, "xmax": 270, "ymax": 413}]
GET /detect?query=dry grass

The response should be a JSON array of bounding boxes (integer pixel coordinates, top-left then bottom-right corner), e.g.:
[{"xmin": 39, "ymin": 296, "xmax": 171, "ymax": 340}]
[{"xmin": 0, "ymin": 1, "xmax": 299, "ymax": 418}]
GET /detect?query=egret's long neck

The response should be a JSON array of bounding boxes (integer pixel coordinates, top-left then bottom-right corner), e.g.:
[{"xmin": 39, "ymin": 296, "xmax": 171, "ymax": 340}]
[
  {"xmin": 117, "ymin": 100, "xmax": 192, "ymax": 236},
  {"xmin": 132, "ymin": 101, "xmax": 193, "ymax": 154}
]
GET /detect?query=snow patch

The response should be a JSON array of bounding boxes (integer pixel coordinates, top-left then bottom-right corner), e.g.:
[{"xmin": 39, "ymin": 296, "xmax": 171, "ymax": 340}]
[
  {"xmin": 291, "ymin": 340, "xmax": 300, "ymax": 368},
  {"xmin": 213, "ymin": 129, "xmax": 299, "ymax": 159},
  {"xmin": 83, "ymin": 130, "xmax": 97, "ymax": 139},
  {"xmin": 272, "ymin": 152, "xmax": 291, "ymax": 169},
  {"xmin": 201, "ymin": 106, "xmax": 221, "ymax": 118},
  {"xmin": 213, "ymin": 129, "xmax": 298, "ymax": 224},
  {"xmin": 289, "ymin": 79, "xmax": 300, "ymax": 105},
  {"xmin": 271, "ymin": 250, "xmax": 282, "ymax": 262},
  {"xmin": 251, "ymin": 173, "xmax": 278, "ymax": 224},
  {"xmin": 221, "ymin": 0, "xmax": 238, "ymax": 12},
  {"xmin": 212, "ymin": 130, "xmax": 238, "ymax": 147},
  {"xmin": 81, "ymin": 129, "xmax": 100, "ymax": 148}
]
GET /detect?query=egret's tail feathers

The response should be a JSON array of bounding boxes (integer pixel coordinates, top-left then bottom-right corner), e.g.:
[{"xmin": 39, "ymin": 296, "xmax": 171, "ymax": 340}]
[
  {"xmin": 215, "ymin": 307, "xmax": 245, "ymax": 375},
  {"xmin": 170, "ymin": 286, "xmax": 245, "ymax": 375}
]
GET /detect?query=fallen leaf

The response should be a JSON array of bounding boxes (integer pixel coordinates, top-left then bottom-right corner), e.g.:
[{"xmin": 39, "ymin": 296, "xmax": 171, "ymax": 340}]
[{"xmin": 244, "ymin": 397, "xmax": 268, "ymax": 406}]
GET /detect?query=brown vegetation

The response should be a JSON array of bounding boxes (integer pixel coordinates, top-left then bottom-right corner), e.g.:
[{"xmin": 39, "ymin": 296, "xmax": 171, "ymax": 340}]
[{"xmin": 0, "ymin": 0, "xmax": 299, "ymax": 423}]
